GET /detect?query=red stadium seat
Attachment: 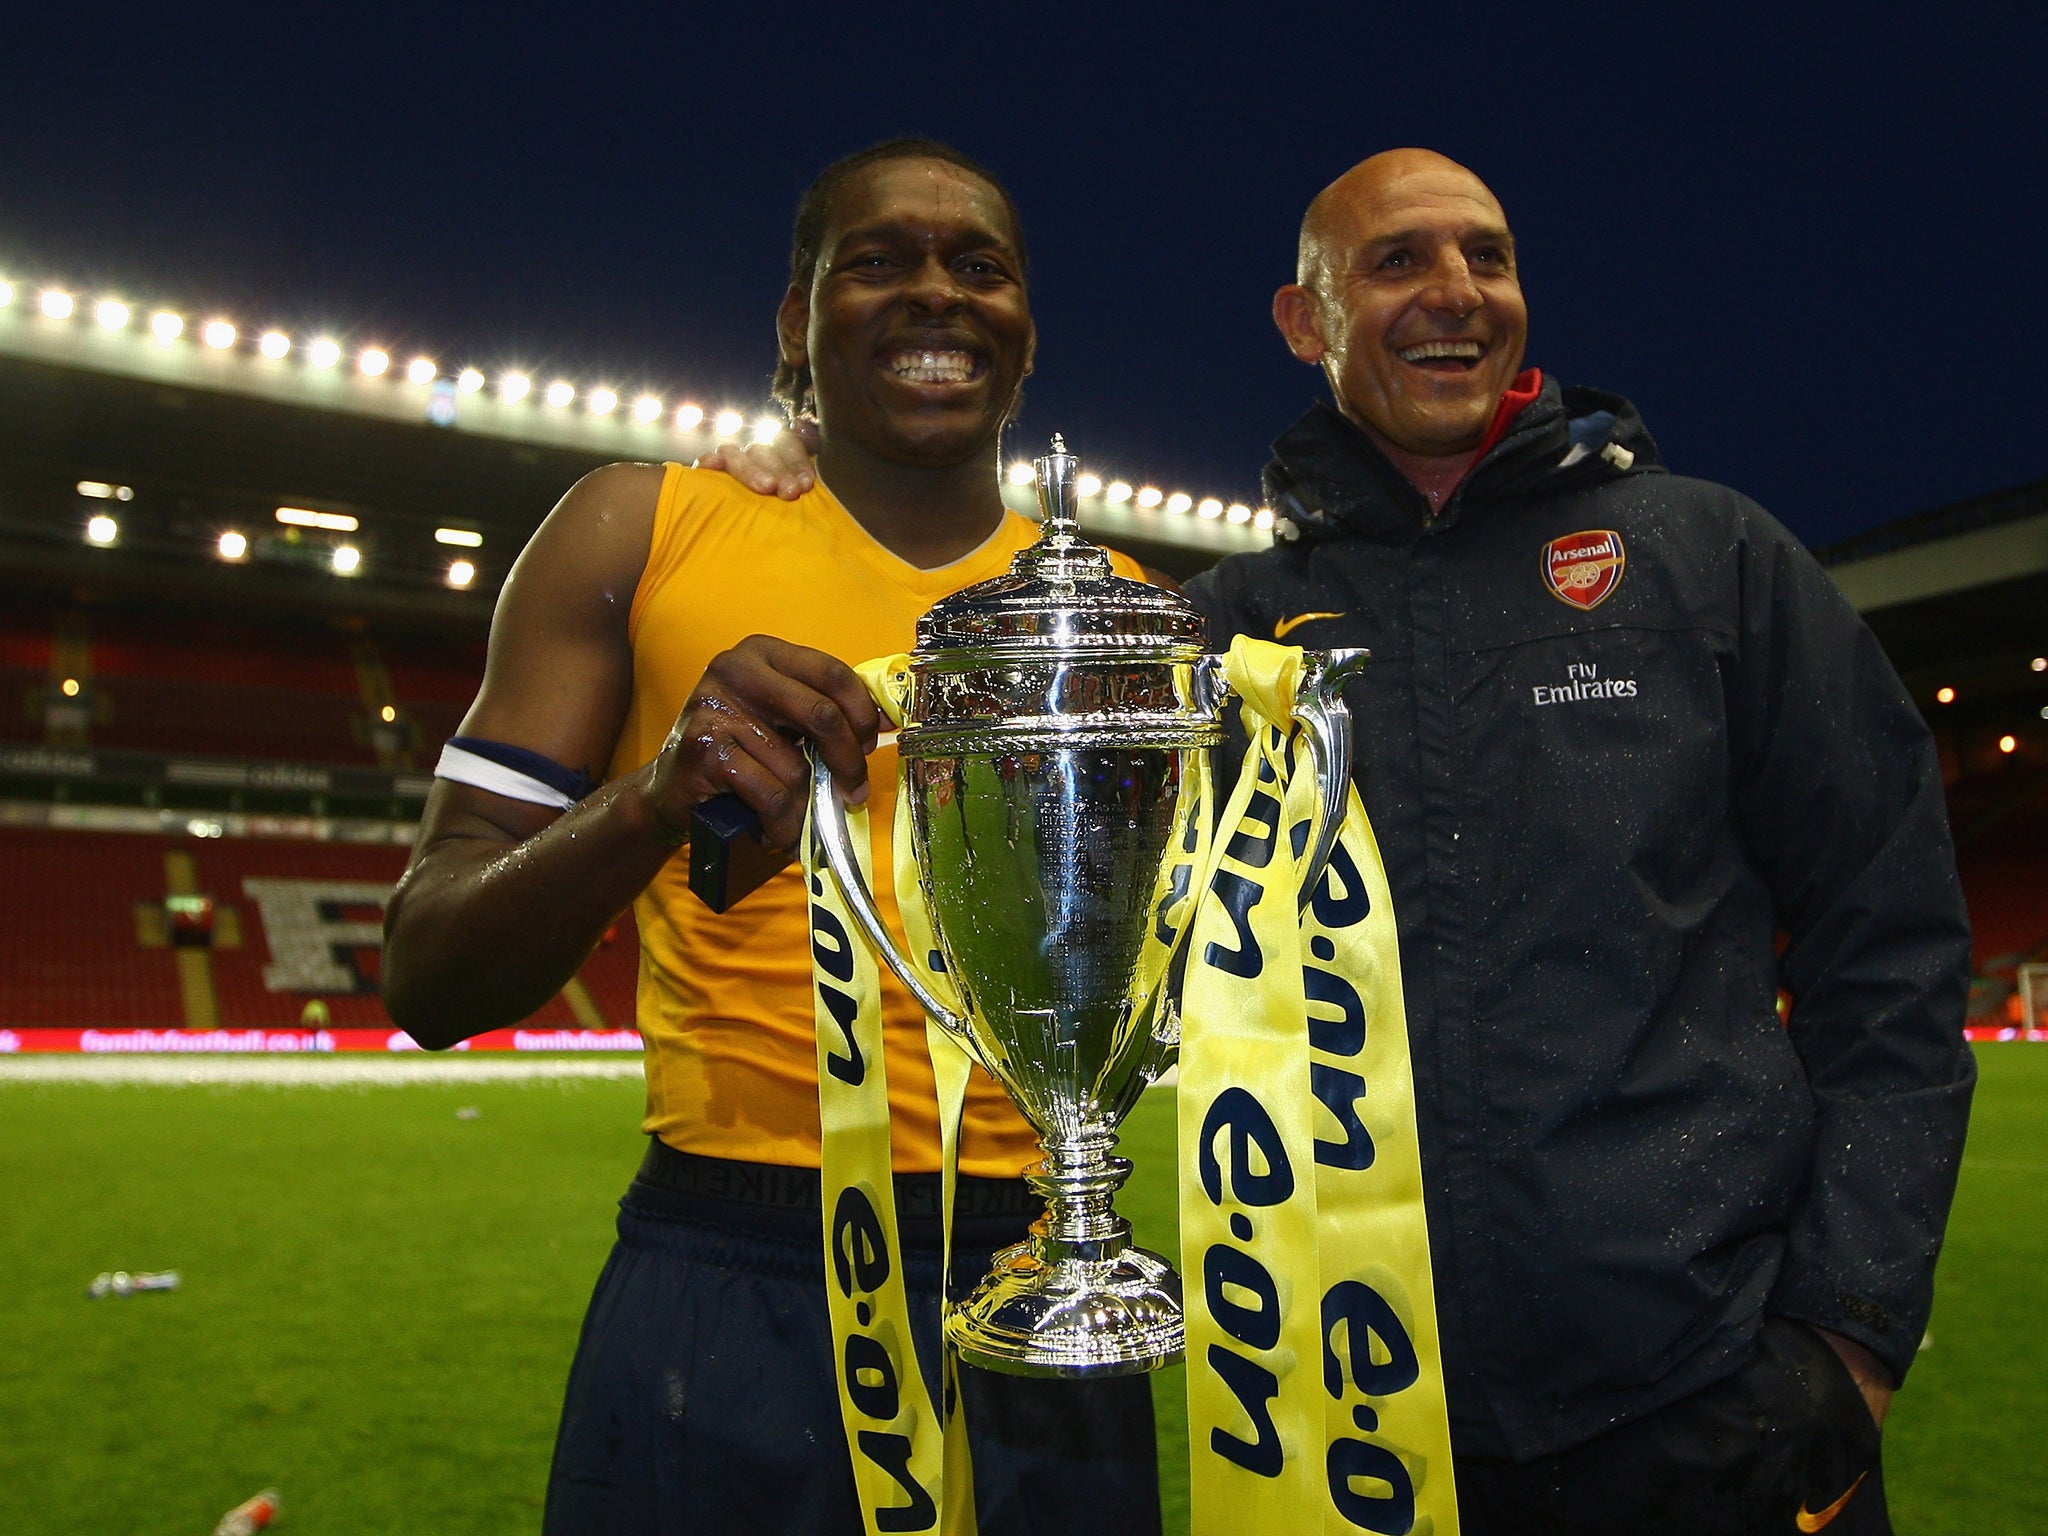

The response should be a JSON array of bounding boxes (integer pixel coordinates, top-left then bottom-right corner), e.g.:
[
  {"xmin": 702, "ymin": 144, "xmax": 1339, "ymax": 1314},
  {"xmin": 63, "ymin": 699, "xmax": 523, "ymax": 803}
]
[
  {"xmin": 0, "ymin": 827, "xmax": 186, "ymax": 1025},
  {"xmin": 0, "ymin": 825, "xmax": 635, "ymax": 1034}
]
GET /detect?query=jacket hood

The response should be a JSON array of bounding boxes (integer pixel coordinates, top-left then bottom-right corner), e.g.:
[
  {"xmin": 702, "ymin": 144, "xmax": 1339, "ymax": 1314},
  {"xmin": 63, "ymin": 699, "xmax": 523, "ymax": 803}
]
[{"xmin": 1263, "ymin": 377, "xmax": 1666, "ymax": 545}]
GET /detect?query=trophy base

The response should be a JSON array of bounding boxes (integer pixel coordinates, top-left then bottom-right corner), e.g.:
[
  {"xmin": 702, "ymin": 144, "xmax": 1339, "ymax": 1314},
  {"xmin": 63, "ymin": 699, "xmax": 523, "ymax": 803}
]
[{"xmin": 947, "ymin": 1235, "xmax": 1184, "ymax": 1379}]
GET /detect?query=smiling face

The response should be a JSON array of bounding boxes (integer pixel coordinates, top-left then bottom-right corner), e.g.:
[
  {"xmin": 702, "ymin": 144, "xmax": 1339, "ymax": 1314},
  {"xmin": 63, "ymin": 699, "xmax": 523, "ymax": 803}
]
[
  {"xmin": 1274, "ymin": 150, "xmax": 1528, "ymax": 456},
  {"xmin": 778, "ymin": 157, "xmax": 1034, "ymax": 467}
]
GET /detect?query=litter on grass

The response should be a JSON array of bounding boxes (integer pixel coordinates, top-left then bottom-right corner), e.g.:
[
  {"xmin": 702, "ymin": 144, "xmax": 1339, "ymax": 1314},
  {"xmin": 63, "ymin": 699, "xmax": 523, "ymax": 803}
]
[
  {"xmin": 213, "ymin": 1487, "xmax": 281, "ymax": 1535},
  {"xmin": 87, "ymin": 1269, "xmax": 181, "ymax": 1298},
  {"xmin": 455, "ymin": 1105, "xmax": 482, "ymax": 1119}
]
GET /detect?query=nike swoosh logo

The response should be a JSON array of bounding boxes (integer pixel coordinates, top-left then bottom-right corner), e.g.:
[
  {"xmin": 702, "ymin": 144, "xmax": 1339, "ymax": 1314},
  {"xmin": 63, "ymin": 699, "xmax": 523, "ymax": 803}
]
[
  {"xmin": 1796, "ymin": 1471, "xmax": 1868, "ymax": 1532},
  {"xmin": 1273, "ymin": 611, "xmax": 1345, "ymax": 641}
]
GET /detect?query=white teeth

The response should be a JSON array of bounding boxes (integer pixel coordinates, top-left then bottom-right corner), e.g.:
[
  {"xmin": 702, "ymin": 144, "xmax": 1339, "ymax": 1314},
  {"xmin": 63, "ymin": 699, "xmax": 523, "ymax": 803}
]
[
  {"xmin": 1397, "ymin": 339, "xmax": 1484, "ymax": 363},
  {"xmin": 890, "ymin": 349, "xmax": 975, "ymax": 383}
]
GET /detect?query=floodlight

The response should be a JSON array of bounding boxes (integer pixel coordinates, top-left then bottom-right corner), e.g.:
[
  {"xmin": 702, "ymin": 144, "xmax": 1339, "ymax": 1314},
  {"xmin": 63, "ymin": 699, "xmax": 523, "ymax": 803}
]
[
  {"xmin": 307, "ymin": 338, "xmax": 341, "ymax": 368},
  {"xmin": 434, "ymin": 527, "xmax": 483, "ymax": 547},
  {"xmin": 501, "ymin": 372, "xmax": 532, "ymax": 402},
  {"xmin": 258, "ymin": 330, "xmax": 290, "ymax": 359},
  {"xmin": 60, "ymin": 677, "xmax": 81, "ymax": 697},
  {"xmin": 1197, "ymin": 498, "xmax": 1224, "ymax": 520},
  {"xmin": 751, "ymin": 415, "xmax": 781, "ymax": 444},
  {"xmin": 151, "ymin": 311, "xmax": 184, "ymax": 342},
  {"xmin": 1077, "ymin": 473, "xmax": 1103, "ymax": 497},
  {"xmin": 218, "ymin": 531, "xmax": 248, "ymax": 560},
  {"xmin": 86, "ymin": 514, "xmax": 118, "ymax": 544},
  {"xmin": 589, "ymin": 389, "xmax": 619, "ymax": 415},
  {"xmin": 1007, "ymin": 462, "xmax": 1035, "ymax": 486},
  {"xmin": 360, "ymin": 348, "xmax": 390, "ymax": 376},
  {"xmin": 202, "ymin": 320, "xmax": 237, "ymax": 350},
  {"xmin": 1166, "ymin": 493, "xmax": 1193, "ymax": 515},
  {"xmin": 447, "ymin": 560, "xmax": 476, "ymax": 589},
  {"xmin": 545, "ymin": 380, "xmax": 576, "ymax": 408},
  {"xmin": 675, "ymin": 403, "xmax": 705, "ymax": 430},
  {"xmin": 276, "ymin": 507, "xmax": 359, "ymax": 532},
  {"xmin": 0, "ymin": 280, "xmax": 12, "ymax": 307},
  {"xmin": 713, "ymin": 409, "xmax": 744, "ymax": 437},
  {"xmin": 39, "ymin": 290, "xmax": 74, "ymax": 320},
  {"xmin": 632, "ymin": 395, "xmax": 662, "ymax": 422},
  {"xmin": 406, "ymin": 357, "xmax": 437, "ymax": 385},
  {"xmin": 95, "ymin": 300, "xmax": 131, "ymax": 330},
  {"xmin": 1253, "ymin": 507, "xmax": 1275, "ymax": 531},
  {"xmin": 1136, "ymin": 486, "xmax": 1163, "ymax": 508},
  {"xmin": 457, "ymin": 369, "xmax": 485, "ymax": 394},
  {"xmin": 1225, "ymin": 503, "xmax": 1251, "ymax": 524},
  {"xmin": 1107, "ymin": 482, "xmax": 1133, "ymax": 504},
  {"xmin": 331, "ymin": 545, "xmax": 362, "ymax": 574}
]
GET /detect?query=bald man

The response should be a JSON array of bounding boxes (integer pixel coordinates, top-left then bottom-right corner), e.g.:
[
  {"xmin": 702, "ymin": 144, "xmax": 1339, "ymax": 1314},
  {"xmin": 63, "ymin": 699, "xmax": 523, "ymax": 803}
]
[{"xmin": 1184, "ymin": 150, "xmax": 1974, "ymax": 1536}]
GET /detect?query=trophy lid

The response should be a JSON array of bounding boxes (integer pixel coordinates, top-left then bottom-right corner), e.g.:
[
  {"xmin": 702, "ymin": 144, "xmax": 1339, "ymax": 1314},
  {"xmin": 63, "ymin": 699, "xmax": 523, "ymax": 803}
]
[{"xmin": 916, "ymin": 435, "xmax": 1207, "ymax": 652}]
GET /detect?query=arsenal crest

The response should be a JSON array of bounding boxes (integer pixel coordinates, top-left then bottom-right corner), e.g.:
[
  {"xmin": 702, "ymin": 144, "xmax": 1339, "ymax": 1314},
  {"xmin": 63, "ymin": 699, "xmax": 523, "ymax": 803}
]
[{"xmin": 1542, "ymin": 530, "xmax": 1625, "ymax": 610}]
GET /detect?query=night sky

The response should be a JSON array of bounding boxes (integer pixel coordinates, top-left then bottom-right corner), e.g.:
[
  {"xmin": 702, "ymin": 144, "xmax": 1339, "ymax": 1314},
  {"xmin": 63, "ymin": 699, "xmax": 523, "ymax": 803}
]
[{"xmin": 2, "ymin": 4, "xmax": 2042, "ymax": 549}]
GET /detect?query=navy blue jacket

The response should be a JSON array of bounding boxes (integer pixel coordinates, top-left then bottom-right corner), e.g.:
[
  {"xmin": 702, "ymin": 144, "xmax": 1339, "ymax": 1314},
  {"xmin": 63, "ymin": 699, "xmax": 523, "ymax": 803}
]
[{"xmin": 1185, "ymin": 379, "xmax": 1975, "ymax": 1460}]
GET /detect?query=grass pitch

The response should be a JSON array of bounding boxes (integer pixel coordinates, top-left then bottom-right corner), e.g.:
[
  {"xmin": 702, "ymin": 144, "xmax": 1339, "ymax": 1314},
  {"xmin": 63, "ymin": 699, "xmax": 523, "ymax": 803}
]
[
  {"xmin": 0, "ymin": 1065, "xmax": 638, "ymax": 1534},
  {"xmin": 0, "ymin": 1046, "xmax": 2040, "ymax": 1534}
]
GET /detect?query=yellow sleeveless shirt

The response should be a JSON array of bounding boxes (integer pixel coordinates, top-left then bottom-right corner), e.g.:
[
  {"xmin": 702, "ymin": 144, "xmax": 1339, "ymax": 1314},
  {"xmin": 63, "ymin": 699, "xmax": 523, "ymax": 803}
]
[{"xmin": 610, "ymin": 464, "xmax": 1147, "ymax": 1177}]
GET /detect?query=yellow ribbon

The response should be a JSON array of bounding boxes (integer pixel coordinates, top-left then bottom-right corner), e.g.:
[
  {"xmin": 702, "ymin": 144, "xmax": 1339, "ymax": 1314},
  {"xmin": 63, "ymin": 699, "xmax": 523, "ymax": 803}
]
[
  {"xmin": 1171, "ymin": 636, "xmax": 1459, "ymax": 1536},
  {"xmin": 804, "ymin": 656, "xmax": 976, "ymax": 1536}
]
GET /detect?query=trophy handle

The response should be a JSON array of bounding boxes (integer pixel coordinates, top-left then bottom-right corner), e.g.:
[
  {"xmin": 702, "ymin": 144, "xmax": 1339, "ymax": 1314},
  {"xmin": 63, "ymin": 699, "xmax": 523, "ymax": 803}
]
[
  {"xmin": 807, "ymin": 748, "xmax": 976, "ymax": 1043},
  {"xmin": 1290, "ymin": 647, "xmax": 1370, "ymax": 910}
]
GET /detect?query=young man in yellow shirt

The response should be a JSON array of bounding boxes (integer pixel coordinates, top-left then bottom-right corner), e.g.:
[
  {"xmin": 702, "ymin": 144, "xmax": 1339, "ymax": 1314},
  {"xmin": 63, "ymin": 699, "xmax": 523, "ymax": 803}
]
[{"xmin": 382, "ymin": 139, "xmax": 1158, "ymax": 1533}]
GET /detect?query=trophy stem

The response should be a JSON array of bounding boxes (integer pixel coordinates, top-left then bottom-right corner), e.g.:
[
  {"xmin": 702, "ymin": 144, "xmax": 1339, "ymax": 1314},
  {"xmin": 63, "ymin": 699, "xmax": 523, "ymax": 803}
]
[
  {"xmin": 1025, "ymin": 1131, "xmax": 1133, "ymax": 1262},
  {"xmin": 947, "ymin": 1125, "xmax": 1183, "ymax": 1378}
]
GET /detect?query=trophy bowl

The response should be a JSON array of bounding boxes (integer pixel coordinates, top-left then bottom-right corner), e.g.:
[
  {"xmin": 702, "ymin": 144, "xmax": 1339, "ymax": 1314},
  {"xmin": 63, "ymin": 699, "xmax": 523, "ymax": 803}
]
[{"xmin": 813, "ymin": 435, "xmax": 1363, "ymax": 1378}]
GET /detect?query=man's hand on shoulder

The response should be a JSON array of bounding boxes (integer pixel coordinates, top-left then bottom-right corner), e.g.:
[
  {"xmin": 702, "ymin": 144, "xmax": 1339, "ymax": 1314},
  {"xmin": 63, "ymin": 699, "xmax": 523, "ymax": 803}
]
[{"xmin": 694, "ymin": 418, "xmax": 820, "ymax": 501}]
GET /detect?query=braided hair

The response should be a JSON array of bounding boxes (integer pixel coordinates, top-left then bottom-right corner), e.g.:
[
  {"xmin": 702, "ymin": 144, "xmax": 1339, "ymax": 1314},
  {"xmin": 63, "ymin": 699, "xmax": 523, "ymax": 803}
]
[{"xmin": 771, "ymin": 137, "xmax": 1029, "ymax": 421}]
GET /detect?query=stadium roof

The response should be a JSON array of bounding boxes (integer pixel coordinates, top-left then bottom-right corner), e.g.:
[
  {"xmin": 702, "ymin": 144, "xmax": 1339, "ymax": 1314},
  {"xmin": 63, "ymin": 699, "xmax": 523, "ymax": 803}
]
[
  {"xmin": 1808, "ymin": 472, "xmax": 2048, "ymax": 759},
  {"xmin": 1816, "ymin": 475, "xmax": 2048, "ymax": 614},
  {"xmin": 0, "ymin": 275, "xmax": 1273, "ymax": 578}
]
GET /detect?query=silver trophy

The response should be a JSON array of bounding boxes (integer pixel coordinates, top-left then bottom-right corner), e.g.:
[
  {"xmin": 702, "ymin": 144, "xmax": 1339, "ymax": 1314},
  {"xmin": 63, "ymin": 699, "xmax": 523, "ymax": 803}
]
[{"xmin": 813, "ymin": 435, "xmax": 1365, "ymax": 1377}]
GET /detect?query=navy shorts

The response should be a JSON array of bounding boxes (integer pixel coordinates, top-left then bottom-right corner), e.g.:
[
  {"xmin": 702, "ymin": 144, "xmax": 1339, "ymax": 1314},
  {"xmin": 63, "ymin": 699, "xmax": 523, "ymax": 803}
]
[{"xmin": 544, "ymin": 1144, "xmax": 1162, "ymax": 1535}]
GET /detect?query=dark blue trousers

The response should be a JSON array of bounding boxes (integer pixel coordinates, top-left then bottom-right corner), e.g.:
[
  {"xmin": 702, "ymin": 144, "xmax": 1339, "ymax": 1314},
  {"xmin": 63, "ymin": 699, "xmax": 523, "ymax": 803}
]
[
  {"xmin": 544, "ymin": 1160, "xmax": 1161, "ymax": 1535},
  {"xmin": 1454, "ymin": 1319, "xmax": 1891, "ymax": 1536}
]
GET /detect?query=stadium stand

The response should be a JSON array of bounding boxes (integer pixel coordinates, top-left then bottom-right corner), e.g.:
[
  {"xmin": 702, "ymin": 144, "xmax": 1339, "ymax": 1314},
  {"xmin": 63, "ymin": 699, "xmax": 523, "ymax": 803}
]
[
  {"xmin": 3, "ymin": 596, "xmax": 487, "ymax": 769},
  {"xmin": 0, "ymin": 827, "xmax": 187, "ymax": 1026},
  {"xmin": 91, "ymin": 608, "xmax": 373, "ymax": 764},
  {"xmin": 1, "ymin": 591, "xmax": 59, "ymax": 745},
  {"xmin": 1947, "ymin": 763, "xmax": 2048, "ymax": 1026},
  {"xmin": 0, "ymin": 824, "xmax": 638, "ymax": 1032},
  {"xmin": 370, "ymin": 627, "xmax": 490, "ymax": 769}
]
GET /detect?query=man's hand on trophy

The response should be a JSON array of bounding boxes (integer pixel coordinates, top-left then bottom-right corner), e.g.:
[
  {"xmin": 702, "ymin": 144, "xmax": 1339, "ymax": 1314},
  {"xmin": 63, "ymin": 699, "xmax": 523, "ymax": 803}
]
[
  {"xmin": 649, "ymin": 636, "xmax": 880, "ymax": 851},
  {"xmin": 694, "ymin": 417, "xmax": 820, "ymax": 501}
]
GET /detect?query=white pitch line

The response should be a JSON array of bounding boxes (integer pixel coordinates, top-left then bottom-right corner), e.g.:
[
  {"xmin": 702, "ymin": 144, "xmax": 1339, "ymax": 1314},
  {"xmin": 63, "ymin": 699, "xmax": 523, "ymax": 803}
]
[{"xmin": 0, "ymin": 1056, "xmax": 644, "ymax": 1087}]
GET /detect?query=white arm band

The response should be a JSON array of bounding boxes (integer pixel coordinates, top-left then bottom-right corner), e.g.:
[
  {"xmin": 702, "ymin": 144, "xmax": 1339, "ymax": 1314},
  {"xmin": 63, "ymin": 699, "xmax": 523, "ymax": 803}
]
[{"xmin": 434, "ymin": 743, "xmax": 578, "ymax": 810}]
